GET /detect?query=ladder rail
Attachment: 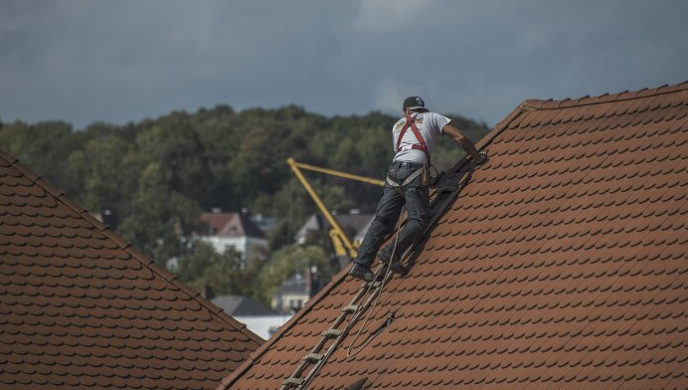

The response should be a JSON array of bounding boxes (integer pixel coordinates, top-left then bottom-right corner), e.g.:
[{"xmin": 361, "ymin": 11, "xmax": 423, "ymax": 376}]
[
  {"xmin": 299, "ymin": 271, "xmax": 393, "ymax": 390},
  {"xmin": 279, "ymin": 267, "xmax": 389, "ymax": 390},
  {"xmin": 283, "ymin": 284, "xmax": 372, "ymax": 383}
]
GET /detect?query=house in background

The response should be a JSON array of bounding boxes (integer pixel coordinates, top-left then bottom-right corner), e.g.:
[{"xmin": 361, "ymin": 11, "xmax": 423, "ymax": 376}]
[
  {"xmin": 198, "ymin": 210, "xmax": 268, "ymax": 260},
  {"xmin": 211, "ymin": 295, "xmax": 292, "ymax": 340},
  {"xmin": 295, "ymin": 211, "xmax": 374, "ymax": 268},
  {"xmin": 233, "ymin": 314, "xmax": 292, "ymax": 341},
  {"xmin": 211, "ymin": 295, "xmax": 277, "ymax": 317},
  {"xmin": 271, "ymin": 268, "xmax": 320, "ymax": 314},
  {"xmin": 295, "ymin": 211, "xmax": 373, "ymax": 247}
]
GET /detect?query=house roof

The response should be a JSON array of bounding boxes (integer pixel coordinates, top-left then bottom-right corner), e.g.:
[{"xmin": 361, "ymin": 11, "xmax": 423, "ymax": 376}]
[
  {"xmin": 211, "ymin": 295, "xmax": 277, "ymax": 317},
  {"xmin": 0, "ymin": 150, "xmax": 263, "ymax": 390},
  {"xmin": 295, "ymin": 213, "xmax": 374, "ymax": 242},
  {"xmin": 216, "ymin": 81, "xmax": 688, "ymax": 390},
  {"xmin": 200, "ymin": 212, "xmax": 266, "ymax": 239}
]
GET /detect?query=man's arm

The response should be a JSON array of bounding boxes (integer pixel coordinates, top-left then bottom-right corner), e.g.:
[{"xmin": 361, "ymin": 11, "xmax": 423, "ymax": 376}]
[{"xmin": 442, "ymin": 124, "xmax": 485, "ymax": 163}]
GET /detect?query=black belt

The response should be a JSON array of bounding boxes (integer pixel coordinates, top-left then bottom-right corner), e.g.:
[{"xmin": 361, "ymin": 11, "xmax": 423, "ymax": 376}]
[{"xmin": 392, "ymin": 161, "xmax": 423, "ymax": 169}]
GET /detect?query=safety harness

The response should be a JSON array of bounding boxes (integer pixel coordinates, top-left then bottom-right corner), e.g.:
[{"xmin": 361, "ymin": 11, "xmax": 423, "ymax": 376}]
[
  {"xmin": 387, "ymin": 113, "xmax": 431, "ymax": 191},
  {"xmin": 385, "ymin": 166, "xmax": 427, "ymax": 189},
  {"xmin": 395, "ymin": 113, "xmax": 431, "ymax": 165}
]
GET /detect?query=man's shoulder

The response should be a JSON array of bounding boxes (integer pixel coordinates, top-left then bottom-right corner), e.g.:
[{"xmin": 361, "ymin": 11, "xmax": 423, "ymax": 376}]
[
  {"xmin": 425, "ymin": 112, "xmax": 450, "ymax": 125},
  {"xmin": 417, "ymin": 111, "xmax": 445, "ymax": 121},
  {"xmin": 393, "ymin": 118, "xmax": 406, "ymax": 130},
  {"xmin": 423, "ymin": 111, "xmax": 444, "ymax": 118}
]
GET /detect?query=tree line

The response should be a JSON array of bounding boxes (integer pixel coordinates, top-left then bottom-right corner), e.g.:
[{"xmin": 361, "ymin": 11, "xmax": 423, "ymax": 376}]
[{"xmin": 0, "ymin": 106, "xmax": 490, "ymax": 304}]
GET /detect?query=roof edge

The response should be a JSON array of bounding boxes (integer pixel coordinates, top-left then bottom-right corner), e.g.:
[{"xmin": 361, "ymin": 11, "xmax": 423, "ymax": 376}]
[
  {"xmin": 522, "ymin": 80, "xmax": 688, "ymax": 111},
  {"xmin": 0, "ymin": 149, "xmax": 264, "ymax": 349}
]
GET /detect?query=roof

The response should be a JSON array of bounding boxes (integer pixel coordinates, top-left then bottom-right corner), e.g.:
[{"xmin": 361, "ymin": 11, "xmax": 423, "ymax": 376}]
[
  {"xmin": 295, "ymin": 213, "xmax": 374, "ymax": 242},
  {"xmin": 211, "ymin": 295, "xmax": 277, "ymax": 317},
  {"xmin": 217, "ymin": 81, "xmax": 688, "ymax": 390},
  {"xmin": 200, "ymin": 212, "xmax": 265, "ymax": 239},
  {"xmin": 0, "ymin": 150, "xmax": 264, "ymax": 390}
]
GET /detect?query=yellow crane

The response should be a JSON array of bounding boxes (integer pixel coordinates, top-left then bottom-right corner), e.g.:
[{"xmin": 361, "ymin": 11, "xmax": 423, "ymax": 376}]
[{"xmin": 287, "ymin": 158, "xmax": 384, "ymax": 259}]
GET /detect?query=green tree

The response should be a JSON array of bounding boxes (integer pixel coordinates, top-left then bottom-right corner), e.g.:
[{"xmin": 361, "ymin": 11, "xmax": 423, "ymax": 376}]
[
  {"xmin": 175, "ymin": 241, "xmax": 255, "ymax": 297},
  {"xmin": 0, "ymin": 120, "xmax": 85, "ymax": 195},
  {"xmin": 118, "ymin": 162, "xmax": 202, "ymax": 265},
  {"xmin": 67, "ymin": 135, "xmax": 139, "ymax": 213},
  {"xmin": 136, "ymin": 112, "xmax": 213, "ymax": 205},
  {"xmin": 0, "ymin": 104, "xmax": 491, "ymax": 280},
  {"xmin": 256, "ymin": 244, "xmax": 335, "ymax": 304}
]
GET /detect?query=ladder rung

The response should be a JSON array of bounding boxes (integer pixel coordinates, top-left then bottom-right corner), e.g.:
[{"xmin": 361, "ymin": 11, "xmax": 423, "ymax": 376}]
[
  {"xmin": 303, "ymin": 353, "xmax": 323, "ymax": 363},
  {"xmin": 342, "ymin": 305, "xmax": 359, "ymax": 313},
  {"xmin": 366, "ymin": 280, "xmax": 382, "ymax": 288},
  {"xmin": 322, "ymin": 328, "xmax": 343, "ymax": 338},
  {"xmin": 283, "ymin": 377, "xmax": 304, "ymax": 387}
]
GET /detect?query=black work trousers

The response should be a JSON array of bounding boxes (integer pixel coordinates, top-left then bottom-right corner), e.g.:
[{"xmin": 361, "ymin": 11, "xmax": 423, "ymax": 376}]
[{"xmin": 354, "ymin": 161, "xmax": 430, "ymax": 267}]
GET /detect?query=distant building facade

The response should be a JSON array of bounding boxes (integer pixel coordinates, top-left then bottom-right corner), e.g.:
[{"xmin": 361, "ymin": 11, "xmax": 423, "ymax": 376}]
[
  {"xmin": 295, "ymin": 212, "xmax": 374, "ymax": 246},
  {"xmin": 198, "ymin": 211, "xmax": 268, "ymax": 260},
  {"xmin": 271, "ymin": 268, "xmax": 320, "ymax": 314}
]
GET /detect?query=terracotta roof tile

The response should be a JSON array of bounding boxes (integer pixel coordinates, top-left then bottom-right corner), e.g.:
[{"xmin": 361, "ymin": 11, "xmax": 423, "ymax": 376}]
[
  {"xmin": 216, "ymin": 81, "xmax": 688, "ymax": 390},
  {"xmin": 0, "ymin": 152, "xmax": 263, "ymax": 389}
]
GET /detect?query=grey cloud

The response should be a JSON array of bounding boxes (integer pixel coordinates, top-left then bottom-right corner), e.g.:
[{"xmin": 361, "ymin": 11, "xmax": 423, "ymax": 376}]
[{"xmin": 0, "ymin": 0, "xmax": 686, "ymax": 128}]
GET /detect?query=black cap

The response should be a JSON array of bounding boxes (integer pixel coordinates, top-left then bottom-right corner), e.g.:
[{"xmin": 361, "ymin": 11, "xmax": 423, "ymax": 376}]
[{"xmin": 403, "ymin": 96, "xmax": 428, "ymax": 112}]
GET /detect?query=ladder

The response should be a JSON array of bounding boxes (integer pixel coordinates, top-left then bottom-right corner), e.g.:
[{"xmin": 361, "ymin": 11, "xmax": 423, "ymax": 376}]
[
  {"xmin": 280, "ymin": 168, "xmax": 474, "ymax": 390},
  {"xmin": 280, "ymin": 265, "xmax": 392, "ymax": 390}
]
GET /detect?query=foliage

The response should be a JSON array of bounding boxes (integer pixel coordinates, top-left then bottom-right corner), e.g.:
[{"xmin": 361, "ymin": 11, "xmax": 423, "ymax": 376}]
[
  {"xmin": 0, "ymin": 105, "xmax": 490, "ymax": 299},
  {"xmin": 174, "ymin": 241, "xmax": 256, "ymax": 297},
  {"xmin": 256, "ymin": 244, "xmax": 335, "ymax": 304}
]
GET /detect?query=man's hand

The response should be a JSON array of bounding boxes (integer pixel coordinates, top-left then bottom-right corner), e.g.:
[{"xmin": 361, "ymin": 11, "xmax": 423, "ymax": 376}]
[
  {"xmin": 473, "ymin": 150, "xmax": 488, "ymax": 165},
  {"xmin": 443, "ymin": 124, "xmax": 484, "ymax": 164}
]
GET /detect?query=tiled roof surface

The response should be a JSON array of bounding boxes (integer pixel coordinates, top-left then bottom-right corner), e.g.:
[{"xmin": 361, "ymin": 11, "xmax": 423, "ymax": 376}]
[
  {"xmin": 218, "ymin": 82, "xmax": 688, "ymax": 390},
  {"xmin": 0, "ymin": 151, "xmax": 263, "ymax": 390}
]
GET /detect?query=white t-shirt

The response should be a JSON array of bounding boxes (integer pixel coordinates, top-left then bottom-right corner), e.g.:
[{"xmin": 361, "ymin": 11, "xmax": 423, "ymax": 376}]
[{"xmin": 392, "ymin": 112, "xmax": 451, "ymax": 164}]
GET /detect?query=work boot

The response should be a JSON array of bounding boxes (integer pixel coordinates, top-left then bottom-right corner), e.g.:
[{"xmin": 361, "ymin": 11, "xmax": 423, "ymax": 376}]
[
  {"xmin": 377, "ymin": 249, "xmax": 406, "ymax": 275},
  {"xmin": 348, "ymin": 263, "xmax": 374, "ymax": 282}
]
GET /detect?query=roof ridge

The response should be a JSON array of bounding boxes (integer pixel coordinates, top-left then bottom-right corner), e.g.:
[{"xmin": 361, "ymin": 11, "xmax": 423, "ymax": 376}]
[
  {"xmin": 0, "ymin": 149, "xmax": 264, "ymax": 347},
  {"xmin": 522, "ymin": 80, "xmax": 688, "ymax": 111}
]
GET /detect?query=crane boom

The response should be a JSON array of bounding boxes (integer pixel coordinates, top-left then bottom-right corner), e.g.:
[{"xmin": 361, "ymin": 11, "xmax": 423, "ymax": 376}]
[
  {"xmin": 287, "ymin": 158, "xmax": 383, "ymax": 259},
  {"xmin": 289, "ymin": 160, "xmax": 385, "ymax": 187}
]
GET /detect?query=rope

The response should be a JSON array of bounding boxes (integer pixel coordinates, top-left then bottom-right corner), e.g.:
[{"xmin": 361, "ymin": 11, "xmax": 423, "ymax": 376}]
[{"xmin": 345, "ymin": 204, "xmax": 405, "ymax": 358}]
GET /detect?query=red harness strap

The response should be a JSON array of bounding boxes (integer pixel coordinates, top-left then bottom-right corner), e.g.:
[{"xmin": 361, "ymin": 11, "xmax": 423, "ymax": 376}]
[{"xmin": 396, "ymin": 114, "xmax": 431, "ymax": 165}]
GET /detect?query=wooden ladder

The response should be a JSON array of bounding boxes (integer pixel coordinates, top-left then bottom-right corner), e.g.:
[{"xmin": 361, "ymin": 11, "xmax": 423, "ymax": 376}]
[
  {"xmin": 280, "ymin": 266, "xmax": 392, "ymax": 390},
  {"xmin": 280, "ymin": 168, "xmax": 473, "ymax": 390}
]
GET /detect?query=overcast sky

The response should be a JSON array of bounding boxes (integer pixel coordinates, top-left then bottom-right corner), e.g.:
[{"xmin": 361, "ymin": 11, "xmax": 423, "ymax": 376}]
[{"xmin": 1, "ymin": 0, "xmax": 686, "ymax": 129}]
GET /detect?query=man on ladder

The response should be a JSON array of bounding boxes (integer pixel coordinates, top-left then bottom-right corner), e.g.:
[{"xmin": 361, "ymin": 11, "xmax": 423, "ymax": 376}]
[{"xmin": 349, "ymin": 96, "xmax": 486, "ymax": 282}]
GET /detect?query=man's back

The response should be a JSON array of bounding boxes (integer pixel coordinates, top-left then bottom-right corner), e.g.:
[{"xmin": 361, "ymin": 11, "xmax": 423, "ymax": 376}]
[{"xmin": 392, "ymin": 111, "xmax": 451, "ymax": 164}]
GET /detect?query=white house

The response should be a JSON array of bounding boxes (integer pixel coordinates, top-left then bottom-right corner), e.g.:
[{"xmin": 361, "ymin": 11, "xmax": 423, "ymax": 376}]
[{"xmin": 198, "ymin": 211, "xmax": 268, "ymax": 260}]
